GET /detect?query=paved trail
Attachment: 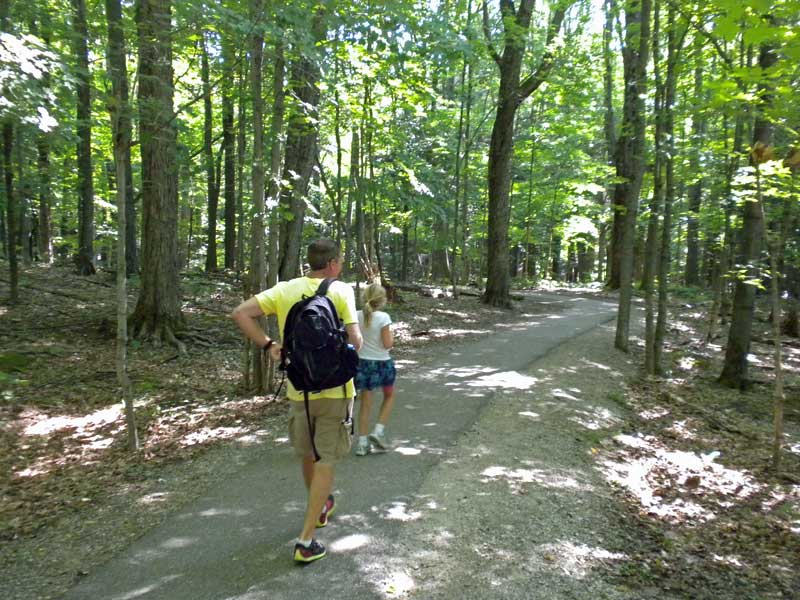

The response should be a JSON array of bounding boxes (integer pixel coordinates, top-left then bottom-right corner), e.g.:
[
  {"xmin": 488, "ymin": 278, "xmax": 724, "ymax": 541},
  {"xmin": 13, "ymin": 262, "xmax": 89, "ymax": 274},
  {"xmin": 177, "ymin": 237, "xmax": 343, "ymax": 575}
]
[{"xmin": 63, "ymin": 293, "xmax": 640, "ymax": 600}]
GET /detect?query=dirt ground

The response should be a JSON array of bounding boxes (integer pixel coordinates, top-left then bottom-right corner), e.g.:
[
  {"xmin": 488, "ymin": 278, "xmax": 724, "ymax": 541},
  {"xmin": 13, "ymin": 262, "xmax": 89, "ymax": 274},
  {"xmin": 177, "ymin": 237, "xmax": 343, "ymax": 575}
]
[{"xmin": 1, "ymin": 264, "xmax": 799, "ymax": 599}]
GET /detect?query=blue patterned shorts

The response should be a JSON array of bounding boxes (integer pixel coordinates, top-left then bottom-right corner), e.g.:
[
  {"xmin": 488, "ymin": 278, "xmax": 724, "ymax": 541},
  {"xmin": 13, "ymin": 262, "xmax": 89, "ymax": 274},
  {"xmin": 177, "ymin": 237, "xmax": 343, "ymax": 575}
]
[{"xmin": 355, "ymin": 359, "xmax": 396, "ymax": 391}]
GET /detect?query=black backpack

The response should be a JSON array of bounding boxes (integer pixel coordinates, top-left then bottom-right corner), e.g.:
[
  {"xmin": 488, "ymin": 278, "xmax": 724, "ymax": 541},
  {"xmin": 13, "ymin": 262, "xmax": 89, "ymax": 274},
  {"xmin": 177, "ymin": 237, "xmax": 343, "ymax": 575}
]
[{"xmin": 281, "ymin": 278, "xmax": 358, "ymax": 460}]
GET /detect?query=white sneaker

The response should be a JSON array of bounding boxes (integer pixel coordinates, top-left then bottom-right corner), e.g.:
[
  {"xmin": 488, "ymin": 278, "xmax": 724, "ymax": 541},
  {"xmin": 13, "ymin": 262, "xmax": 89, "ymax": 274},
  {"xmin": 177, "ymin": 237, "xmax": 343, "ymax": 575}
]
[
  {"xmin": 354, "ymin": 439, "xmax": 370, "ymax": 456},
  {"xmin": 368, "ymin": 430, "xmax": 389, "ymax": 451}
]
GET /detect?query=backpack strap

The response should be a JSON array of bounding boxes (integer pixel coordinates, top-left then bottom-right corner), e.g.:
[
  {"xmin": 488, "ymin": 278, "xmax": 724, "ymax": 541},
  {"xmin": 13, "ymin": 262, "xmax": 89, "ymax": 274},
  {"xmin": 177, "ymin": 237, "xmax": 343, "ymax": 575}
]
[
  {"xmin": 304, "ymin": 390, "xmax": 321, "ymax": 463},
  {"xmin": 315, "ymin": 277, "xmax": 336, "ymax": 297}
]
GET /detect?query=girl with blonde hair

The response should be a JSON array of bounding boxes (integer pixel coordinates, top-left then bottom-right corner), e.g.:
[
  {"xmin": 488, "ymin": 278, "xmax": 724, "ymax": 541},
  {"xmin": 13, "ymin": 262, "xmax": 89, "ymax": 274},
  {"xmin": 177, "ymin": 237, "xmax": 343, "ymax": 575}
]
[{"xmin": 354, "ymin": 283, "xmax": 396, "ymax": 456}]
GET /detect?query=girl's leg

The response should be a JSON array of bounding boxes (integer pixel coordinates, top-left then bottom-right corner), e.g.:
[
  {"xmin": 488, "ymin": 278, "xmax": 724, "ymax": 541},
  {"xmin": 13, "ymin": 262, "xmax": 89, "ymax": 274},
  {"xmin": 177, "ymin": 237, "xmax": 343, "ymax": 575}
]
[
  {"xmin": 357, "ymin": 389, "xmax": 373, "ymax": 436},
  {"xmin": 376, "ymin": 386, "xmax": 395, "ymax": 426}
]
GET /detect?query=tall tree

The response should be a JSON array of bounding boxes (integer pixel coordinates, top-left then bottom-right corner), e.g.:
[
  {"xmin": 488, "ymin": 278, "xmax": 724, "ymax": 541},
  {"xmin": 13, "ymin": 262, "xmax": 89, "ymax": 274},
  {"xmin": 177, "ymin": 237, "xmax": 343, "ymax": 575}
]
[
  {"xmin": 105, "ymin": 0, "xmax": 139, "ymax": 451},
  {"xmin": 33, "ymin": 10, "xmax": 53, "ymax": 264},
  {"xmin": 614, "ymin": 0, "xmax": 651, "ymax": 352},
  {"xmin": 71, "ymin": 0, "xmax": 95, "ymax": 275},
  {"xmin": 600, "ymin": 0, "xmax": 616, "ymax": 284},
  {"xmin": 105, "ymin": 0, "xmax": 137, "ymax": 276},
  {"xmin": 684, "ymin": 32, "xmax": 706, "ymax": 286},
  {"xmin": 719, "ymin": 38, "xmax": 778, "ymax": 389},
  {"xmin": 277, "ymin": 5, "xmax": 327, "ymax": 281},
  {"xmin": 222, "ymin": 37, "xmax": 236, "ymax": 270},
  {"xmin": 202, "ymin": 30, "xmax": 219, "ymax": 272},
  {"xmin": 2, "ymin": 2, "xmax": 18, "ymax": 303},
  {"xmin": 481, "ymin": 0, "xmax": 571, "ymax": 307},
  {"xmin": 130, "ymin": 0, "xmax": 183, "ymax": 346},
  {"xmin": 266, "ymin": 34, "xmax": 286, "ymax": 288},
  {"xmin": 249, "ymin": 0, "xmax": 267, "ymax": 390}
]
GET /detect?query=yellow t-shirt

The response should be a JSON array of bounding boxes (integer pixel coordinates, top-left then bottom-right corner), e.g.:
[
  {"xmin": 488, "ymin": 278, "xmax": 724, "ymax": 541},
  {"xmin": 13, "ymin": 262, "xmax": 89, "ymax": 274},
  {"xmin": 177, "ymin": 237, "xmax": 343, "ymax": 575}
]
[{"xmin": 255, "ymin": 277, "xmax": 357, "ymax": 401}]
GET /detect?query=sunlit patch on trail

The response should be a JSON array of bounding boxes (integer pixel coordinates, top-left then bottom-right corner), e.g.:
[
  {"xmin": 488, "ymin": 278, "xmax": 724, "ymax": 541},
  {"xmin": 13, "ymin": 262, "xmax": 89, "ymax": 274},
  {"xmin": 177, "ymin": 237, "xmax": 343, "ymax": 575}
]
[
  {"xmin": 712, "ymin": 553, "xmax": 746, "ymax": 567},
  {"xmin": 579, "ymin": 358, "xmax": 623, "ymax": 375},
  {"xmin": 552, "ymin": 388, "xmax": 580, "ymax": 401},
  {"xmin": 160, "ymin": 536, "xmax": 197, "ymax": 549},
  {"xmin": 467, "ymin": 371, "xmax": 539, "ymax": 390},
  {"xmin": 666, "ymin": 419, "xmax": 697, "ymax": 440},
  {"xmin": 379, "ymin": 571, "xmax": 414, "ymax": 598},
  {"xmin": 23, "ymin": 405, "xmax": 123, "ymax": 436},
  {"xmin": 427, "ymin": 365, "xmax": 496, "ymax": 379},
  {"xmin": 393, "ymin": 359, "xmax": 418, "ymax": 367},
  {"xmin": 480, "ymin": 465, "xmax": 592, "ymax": 492},
  {"xmin": 570, "ymin": 405, "xmax": 620, "ymax": 430},
  {"xmin": 394, "ymin": 446, "xmax": 422, "ymax": 456},
  {"xmin": 179, "ymin": 426, "xmax": 245, "ymax": 447},
  {"xmin": 518, "ymin": 410, "xmax": 540, "ymax": 419},
  {"xmin": 330, "ymin": 533, "xmax": 371, "ymax": 552},
  {"xmin": 538, "ymin": 540, "xmax": 626, "ymax": 578},
  {"xmin": 599, "ymin": 433, "xmax": 762, "ymax": 523},
  {"xmin": 382, "ymin": 501, "xmax": 421, "ymax": 522},
  {"xmin": 639, "ymin": 406, "xmax": 670, "ymax": 420},
  {"xmin": 138, "ymin": 492, "xmax": 171, "ymax": 506}
]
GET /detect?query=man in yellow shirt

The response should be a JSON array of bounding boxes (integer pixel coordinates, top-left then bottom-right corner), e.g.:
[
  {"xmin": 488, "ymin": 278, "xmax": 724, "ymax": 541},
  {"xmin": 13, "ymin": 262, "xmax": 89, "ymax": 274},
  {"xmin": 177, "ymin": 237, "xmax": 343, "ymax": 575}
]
[{"xmin": 232, "ymin": 239, "xmax": 362, "ymax": 563}]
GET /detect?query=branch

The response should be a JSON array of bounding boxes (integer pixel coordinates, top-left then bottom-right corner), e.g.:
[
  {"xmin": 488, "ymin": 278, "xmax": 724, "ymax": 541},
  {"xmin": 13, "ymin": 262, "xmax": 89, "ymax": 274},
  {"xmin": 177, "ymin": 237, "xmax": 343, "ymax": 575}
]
[
  {"xmin": 482, "ymin": 2, "xmax": 502, "ymax": 67},
  {"xmin": 665, "ymin": 0, "xmax": 733, "ymax": 70},
  {"xmin": 517, "ymin": 3, "xmax": 571, "ymax": 101}
]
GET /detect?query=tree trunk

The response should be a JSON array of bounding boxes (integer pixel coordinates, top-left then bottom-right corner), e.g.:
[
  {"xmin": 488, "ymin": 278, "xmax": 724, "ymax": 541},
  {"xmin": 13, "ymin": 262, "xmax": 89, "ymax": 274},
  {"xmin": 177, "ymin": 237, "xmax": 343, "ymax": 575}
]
[
  {"xmin": 235, "ymin": 50, "xmax": 247, "ymax": 273},
  {"xmin": 105, "ymin": 0, "xmax": 136, "ymax": 277},
  {"xmin": 614, "ymin": 0, "xmax": 651, "ymax": 352},
  {"xmin": 222, "ymin": 38, "xmax": 236, "ymax": 270},
  {"xmin": 277, "ymin": 9, "xmax": 325, "ymax": 282},
  {"xmin": 483, "ymin": 0, "xmax": 569, "ymax": 307},
  {"xmin": 131, "ymin": 0, "xmax": 183, "ymax": 347},
  {"xmin": 32, "ymin": 13, "xmax": 54, "ymax": 264},
  {"xmin": 3, "ymin": 122, "xmax": 17, "ymax": 303},
  {"xmin": 644, "ymin": 0, "xmax": 663, "ymax": 375},
  {"xmin": 106, "ymin": 0, "xmax": 138, "ymax": 450},
  {"xmin": 202, "ymin": 32, "xmax": 218, "ymax": 273},
  {"xmin": 249, "ymin": 0, "xmax": 267, "ymax": 391},
  {"xmin": 684, "ymin": 34, "xmax": 705, "ymax": 287},
  {"xmin": 72, "ymin": 0, "xmax": 95, "ymax": 275},
  {"xmin": 266, "ymin": 37, "xmax": 285, "ymax": 287},
  {"xmin": 654, "ymin": 9, "xmax": 681, "ymax": 372},
  {"xmin": 602, "ymin": 0, "xmax": 617, "ymax": 286},
  {"xmin": 719, "ymin": 41, "xmax": 777, "ymax": 389}
]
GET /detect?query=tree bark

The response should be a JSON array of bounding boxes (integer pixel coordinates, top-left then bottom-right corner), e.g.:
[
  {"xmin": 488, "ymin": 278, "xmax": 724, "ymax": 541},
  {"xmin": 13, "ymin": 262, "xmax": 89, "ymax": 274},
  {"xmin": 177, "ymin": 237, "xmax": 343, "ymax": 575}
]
[
  {"xmin": 277, "ymin": 8, "xmax": 326, "ymax": 282},
  {"xmin": 644, "ymin": 0, "xmax": 663, "ymax": 375},
  {"xmin": 235, "ymin": 50, "xmax": 247, "ymax": 273},
  {"xmin": 104, "ymin": 0, "xmax": 137, "ymax": 277},
  {"xmin": 266, "ymin": 37, "xmax": 285, "ymax": 288},
  {"xmin": 614, "ymin": 0, "xmax": 652, "ymax": 352},
  {"xmin": 482, "ymin": 0, "xmax": 568, "ymax": 307},
  {"xmin": 72, "ymin": 0, "xmax": 95, "ymax": 275},
  {"xmin": 3, "ymin": 122, "xmax": 17, "ymax": 303},
  {"xmin": 684, "ymin": 34, "xmax": 705, "ymax": 287},
  {"xmin": 222, "ymin": 38, "xmax": 236, "ymax": 270},
  {"xmin": 131, "ymin": 0, "xmax": 183, "ymax": 347},
  {"xmin": 719, "ymin": 40, "xmax": 777, "ymax": 389},
  {"xmin": 202, "ymin": 32, "xmax": 219, "ymax": 272},
  {"xmin": 106, "ymin": 0, "xmax": 139, "ymax": 450},
  {"xmin": 604, "ymin": 0, "xmax": 620, "ymax": 288}
]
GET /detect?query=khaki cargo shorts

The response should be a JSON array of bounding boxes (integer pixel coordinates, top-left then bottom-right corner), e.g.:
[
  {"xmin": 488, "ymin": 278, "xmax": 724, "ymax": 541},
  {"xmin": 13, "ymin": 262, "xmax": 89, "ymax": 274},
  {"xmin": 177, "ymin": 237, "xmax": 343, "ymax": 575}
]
[{"xmin": 288, "ymin": 397, "xmax": 352, "ymax": 464}]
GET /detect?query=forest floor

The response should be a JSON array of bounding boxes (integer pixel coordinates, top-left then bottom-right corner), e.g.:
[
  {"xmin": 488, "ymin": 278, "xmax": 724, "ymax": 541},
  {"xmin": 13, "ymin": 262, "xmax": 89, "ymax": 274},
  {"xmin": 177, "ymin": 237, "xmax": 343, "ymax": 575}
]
[{"xmin": 0, "ymin": 262, "xmax": 799, "ymax": 599}]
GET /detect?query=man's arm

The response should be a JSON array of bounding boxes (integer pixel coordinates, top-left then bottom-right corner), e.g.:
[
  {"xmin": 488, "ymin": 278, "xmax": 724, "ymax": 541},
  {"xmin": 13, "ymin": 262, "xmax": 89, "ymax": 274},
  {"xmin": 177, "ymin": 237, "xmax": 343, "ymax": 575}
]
[
  {"xmin": 346, "ymin": 323, "xmax": 363, "ymax": 351},
  {"xmin": 231, "ymin": 297, "xmax": 281, "ymax": 361}
]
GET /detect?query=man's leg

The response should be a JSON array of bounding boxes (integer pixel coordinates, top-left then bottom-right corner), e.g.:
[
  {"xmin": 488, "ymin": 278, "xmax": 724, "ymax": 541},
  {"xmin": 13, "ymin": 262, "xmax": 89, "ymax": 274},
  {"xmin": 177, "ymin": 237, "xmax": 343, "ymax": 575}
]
[{"xmin": 299, "ymin": 461, "xmax": 335, "ymax": 541}]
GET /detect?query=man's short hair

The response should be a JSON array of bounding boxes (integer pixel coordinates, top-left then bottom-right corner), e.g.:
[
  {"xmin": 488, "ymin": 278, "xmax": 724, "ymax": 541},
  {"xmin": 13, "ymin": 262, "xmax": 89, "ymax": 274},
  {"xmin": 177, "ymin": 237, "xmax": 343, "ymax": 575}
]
[{"xmin": 307, "ymin": 239, "xmax": 341, "ymax": 270}]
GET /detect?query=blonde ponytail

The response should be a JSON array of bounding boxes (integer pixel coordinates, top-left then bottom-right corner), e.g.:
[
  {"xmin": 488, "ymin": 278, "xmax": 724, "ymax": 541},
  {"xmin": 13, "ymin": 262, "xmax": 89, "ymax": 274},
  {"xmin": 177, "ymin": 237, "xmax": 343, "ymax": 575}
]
[{"xmin": 362, "ymin": 283, "xmax": 387, "ymax": 327}]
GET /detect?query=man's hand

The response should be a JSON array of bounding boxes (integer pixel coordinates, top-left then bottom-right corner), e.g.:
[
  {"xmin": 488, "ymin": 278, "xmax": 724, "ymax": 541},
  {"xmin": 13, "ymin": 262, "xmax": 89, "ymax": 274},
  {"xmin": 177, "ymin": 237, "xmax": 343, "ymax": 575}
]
[{"xmin": 268, "ymin": 342, "xmax": 282, "ymax": 363}]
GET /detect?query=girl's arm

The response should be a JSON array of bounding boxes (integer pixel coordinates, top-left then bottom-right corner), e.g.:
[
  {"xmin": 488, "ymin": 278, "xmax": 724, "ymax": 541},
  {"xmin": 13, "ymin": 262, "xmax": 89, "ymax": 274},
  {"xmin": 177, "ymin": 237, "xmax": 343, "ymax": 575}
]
[{"xmin": 381, "ymin": 324, "xmax": 394, "ymax": 350}]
